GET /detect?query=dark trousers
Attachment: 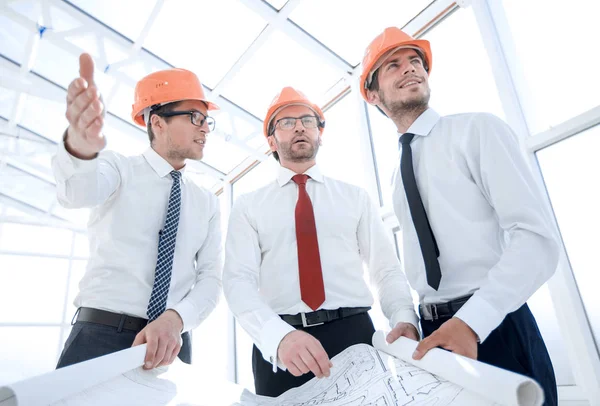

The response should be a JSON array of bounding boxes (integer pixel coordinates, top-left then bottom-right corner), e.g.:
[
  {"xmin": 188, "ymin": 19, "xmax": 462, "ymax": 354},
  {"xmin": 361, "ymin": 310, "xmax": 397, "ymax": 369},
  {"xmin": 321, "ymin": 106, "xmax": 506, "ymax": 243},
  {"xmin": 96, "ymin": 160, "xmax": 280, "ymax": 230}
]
[
  {"xmin": 421, "ymin": 303, "xmax": 557, "ymax": 406},
  {"xmin": 252, "ymin": 312, "xmax": 375, "ymax": 397},
  {"xmin": 56, "ymin": 320, "xmax": 192, "ymax": 369}
]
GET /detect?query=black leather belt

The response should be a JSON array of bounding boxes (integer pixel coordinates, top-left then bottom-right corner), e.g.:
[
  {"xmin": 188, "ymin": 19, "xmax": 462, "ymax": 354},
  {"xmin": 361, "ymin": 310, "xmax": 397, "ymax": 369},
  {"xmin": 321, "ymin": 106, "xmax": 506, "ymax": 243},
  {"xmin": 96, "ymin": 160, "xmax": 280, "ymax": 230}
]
[
  {"xmin": 281, "ymin": 307, "xmax": 371, "ymax": 328},
  {"xmin": 419, "ymin": 295, "xmax": 472, "ymax": 321},
  {"xmin": 75, "ymin": 307, "xmax": 148, "ymax": 332}
]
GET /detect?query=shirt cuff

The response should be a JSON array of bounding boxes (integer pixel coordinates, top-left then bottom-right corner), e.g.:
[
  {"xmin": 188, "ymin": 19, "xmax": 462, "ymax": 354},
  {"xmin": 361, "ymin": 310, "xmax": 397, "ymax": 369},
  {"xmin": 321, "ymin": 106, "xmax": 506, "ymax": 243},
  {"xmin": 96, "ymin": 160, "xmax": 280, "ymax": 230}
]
[
  {"xmin": 259, "ymin": 317, "xmax": 296, "ymax": 373},
  {"xmin": 168, "ymin": 300, "xmax": 196, "ymax": 333},
  {"xmin": 56, "ymin": 130, "xmax": 99, "ymax": 178},
  {"xmin": 390, "ymin": 310, "xmax": 420, "ymax": 334},
  {"xmin": 453, "ymin": 295, "xmax": 504, "ymax": 343}
]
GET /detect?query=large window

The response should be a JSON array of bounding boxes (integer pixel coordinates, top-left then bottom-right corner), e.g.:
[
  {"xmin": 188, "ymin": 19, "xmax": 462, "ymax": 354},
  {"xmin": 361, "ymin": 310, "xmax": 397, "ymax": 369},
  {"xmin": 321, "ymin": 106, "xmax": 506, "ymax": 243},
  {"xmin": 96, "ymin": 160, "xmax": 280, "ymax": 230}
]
[
  {"xmin": 502, "ymin": 0, "xmax": 600, "ymax": 135},
  {"xmin": 0, "ymin": 218, "xmax": 84, "ymax": 385},
  {"xmin": 537, "ymin": 126, "xmax": 600, "ymax": 357},
  {"xmin": 318, "ymin": 94, "xmax": 368, "ymax": 189}
]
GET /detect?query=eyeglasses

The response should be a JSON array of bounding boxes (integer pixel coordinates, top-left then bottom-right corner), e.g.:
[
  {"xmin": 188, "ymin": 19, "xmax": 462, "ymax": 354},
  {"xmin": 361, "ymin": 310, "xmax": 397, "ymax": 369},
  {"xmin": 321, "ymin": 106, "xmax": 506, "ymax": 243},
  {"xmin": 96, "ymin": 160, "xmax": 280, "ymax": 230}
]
[
  {"xmin": 157, "ymin": 110, "xmax": 215, "ymax": 131},
  {"xmin": 271, "ymin": 116, "xmax": 322, "ymax": 134}
]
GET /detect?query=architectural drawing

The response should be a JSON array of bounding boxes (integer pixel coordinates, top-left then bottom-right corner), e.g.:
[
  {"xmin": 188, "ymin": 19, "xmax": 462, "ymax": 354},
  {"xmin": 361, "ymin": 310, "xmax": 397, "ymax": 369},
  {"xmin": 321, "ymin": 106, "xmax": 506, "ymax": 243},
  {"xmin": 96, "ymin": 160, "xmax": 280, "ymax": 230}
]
[
  {"xmin": 1, "ymin": 334, "xmax": 542, "ymax": 405},
  {"xmin": 240, "ymin": 344, "xmax": 496, "ymax": 406}
]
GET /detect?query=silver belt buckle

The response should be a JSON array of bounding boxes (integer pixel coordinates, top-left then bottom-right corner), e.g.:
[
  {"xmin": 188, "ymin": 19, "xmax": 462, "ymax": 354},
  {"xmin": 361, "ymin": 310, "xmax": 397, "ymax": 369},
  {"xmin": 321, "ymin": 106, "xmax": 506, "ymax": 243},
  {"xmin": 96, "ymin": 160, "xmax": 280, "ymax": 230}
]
[
  {"xmin": 301, "ymin": 312, "xmax": 324, "ymax": 328},
  {"xmin": 421, "ymin": 303, "xmax": 439, "ymax": 321}
]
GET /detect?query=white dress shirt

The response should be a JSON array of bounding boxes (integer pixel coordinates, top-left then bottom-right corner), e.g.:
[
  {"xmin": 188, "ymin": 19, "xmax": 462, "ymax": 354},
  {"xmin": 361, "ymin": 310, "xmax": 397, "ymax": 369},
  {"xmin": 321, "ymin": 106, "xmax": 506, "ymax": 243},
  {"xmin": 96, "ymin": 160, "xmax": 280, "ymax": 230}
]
[
  {"xmin": 52, "ymin": 141, "xmax": 222, "ymax": 332},
  {"xmin": 223, "ymin": 164, "xmax": 417, "ymax": 371},
  {"xmin": 392, "ymin": 108, "xmax": 558, "ymax": 342}
]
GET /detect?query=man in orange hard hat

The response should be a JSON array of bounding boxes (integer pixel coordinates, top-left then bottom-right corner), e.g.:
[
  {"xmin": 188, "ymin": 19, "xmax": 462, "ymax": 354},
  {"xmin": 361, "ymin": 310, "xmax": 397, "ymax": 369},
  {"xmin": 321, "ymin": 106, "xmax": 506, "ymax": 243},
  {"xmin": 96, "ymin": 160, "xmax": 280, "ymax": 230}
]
[
  {"xmin": 361, "ymin": 27, "xmax": 558, "ymax": 405},
  {"xmin": 53, "ymin": 53, "xmax": 222, "ymax": 370},
  {"xmin": 223, "ymin": 86, "xmax": 419, "ymax": 397}
]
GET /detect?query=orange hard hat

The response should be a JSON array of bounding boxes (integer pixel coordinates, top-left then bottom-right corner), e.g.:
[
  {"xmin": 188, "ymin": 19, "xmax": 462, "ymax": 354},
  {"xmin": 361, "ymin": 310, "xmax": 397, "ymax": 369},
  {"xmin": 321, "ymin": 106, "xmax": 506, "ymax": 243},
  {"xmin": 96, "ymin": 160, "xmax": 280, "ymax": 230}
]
[
  {"xmin": 131, "ymin": 68, "xmax": 219, "ymax": 126},
  {"xmin": 359, "ymin": 27, "xmax": 432, "ymax": 101},
  {"xmin": 263, "ymin": 87, "xmax": 325, "ymax": 138}
]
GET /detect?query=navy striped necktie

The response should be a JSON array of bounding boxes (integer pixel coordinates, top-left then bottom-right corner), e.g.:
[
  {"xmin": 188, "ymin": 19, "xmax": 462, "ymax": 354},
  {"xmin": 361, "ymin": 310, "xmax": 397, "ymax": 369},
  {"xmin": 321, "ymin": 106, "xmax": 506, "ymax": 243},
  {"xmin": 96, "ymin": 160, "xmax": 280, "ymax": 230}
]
[{"xmin": 147, "ymin": 170, "xmax": 182, "ymax": 321}]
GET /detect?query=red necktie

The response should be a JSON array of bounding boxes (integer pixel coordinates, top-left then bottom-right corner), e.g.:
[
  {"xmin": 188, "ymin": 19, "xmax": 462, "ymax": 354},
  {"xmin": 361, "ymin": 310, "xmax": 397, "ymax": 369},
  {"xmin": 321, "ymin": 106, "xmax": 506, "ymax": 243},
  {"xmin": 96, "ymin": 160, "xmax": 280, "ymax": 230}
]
[{"xmin": 292, "ymin": 174, "xmax": 325, "ymax": 311}]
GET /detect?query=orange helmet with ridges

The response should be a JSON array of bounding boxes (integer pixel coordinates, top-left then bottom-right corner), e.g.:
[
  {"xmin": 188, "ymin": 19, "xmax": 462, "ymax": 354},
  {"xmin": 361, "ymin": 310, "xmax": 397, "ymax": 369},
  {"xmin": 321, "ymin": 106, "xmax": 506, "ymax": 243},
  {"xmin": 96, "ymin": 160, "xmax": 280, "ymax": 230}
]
[
  {"xmin": 131, "ymin": 68, "xmax": 219, "ymax": 127},
  {"xmin": 263, "ymin": 87, "xmax": 325, "ymax": 138},
  {"xmin": 360, "ymin": 27, "xmax": 432, "ymax": 101}
]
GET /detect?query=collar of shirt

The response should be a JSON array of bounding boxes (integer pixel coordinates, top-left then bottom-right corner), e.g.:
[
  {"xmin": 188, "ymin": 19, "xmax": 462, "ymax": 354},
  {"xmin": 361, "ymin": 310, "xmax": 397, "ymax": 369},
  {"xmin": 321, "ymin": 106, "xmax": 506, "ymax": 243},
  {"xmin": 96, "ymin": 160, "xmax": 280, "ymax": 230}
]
[
  {"xmin": 142, "ymin": 147, "xmax": 186, "ymax": 178},
  {"xmin": 397, "ymin": 108, "xmax": 442, "ymax": 142},
  {"xmin": 276, "ymin": 164, "xmax": 325, "ymax": 187}
]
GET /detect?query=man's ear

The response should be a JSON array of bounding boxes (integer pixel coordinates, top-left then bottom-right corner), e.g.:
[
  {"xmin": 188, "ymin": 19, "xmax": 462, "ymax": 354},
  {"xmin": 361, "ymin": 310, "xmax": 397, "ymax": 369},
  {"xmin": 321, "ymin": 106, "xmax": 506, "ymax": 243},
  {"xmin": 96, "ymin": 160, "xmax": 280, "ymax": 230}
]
[
  {"xmin": 150, "ymin": 114, "xmax": 164, "ymax": 136},
  {"xmin": 267, "ymin": 135, "xmax": 278, "ymax": 152},
  {"xmin": 318, "ymin": 134, "xmax": 323, "ymax": 146},
  {"xmin": 366, "ymin": 88, "xmax": 381, "ymax": 106}
]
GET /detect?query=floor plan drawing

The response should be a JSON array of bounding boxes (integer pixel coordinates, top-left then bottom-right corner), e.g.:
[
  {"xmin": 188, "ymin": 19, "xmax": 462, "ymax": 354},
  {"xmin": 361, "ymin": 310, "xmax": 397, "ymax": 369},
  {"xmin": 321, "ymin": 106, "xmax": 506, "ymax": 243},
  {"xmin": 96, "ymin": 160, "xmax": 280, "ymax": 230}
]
[
  {"xmin": 241, "ymin": 344, "xmax": 497, "ymax": 406},
  {"xmin": 1, "ymin": 333, "xmax": 543, "ymax": 406}
]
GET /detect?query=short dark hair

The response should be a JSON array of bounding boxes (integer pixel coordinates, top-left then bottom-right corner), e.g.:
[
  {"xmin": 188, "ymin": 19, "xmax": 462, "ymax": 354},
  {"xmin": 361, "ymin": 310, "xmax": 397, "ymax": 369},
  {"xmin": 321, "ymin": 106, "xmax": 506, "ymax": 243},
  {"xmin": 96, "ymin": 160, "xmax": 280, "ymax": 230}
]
[
  {"xmin": 146, "ymin": 101, "xmax": 183, "ymax": 144},
  {"xmin": 367, "ymin": 49, "xmax": 428, "ymax": 117},
  {"xmin": 267, "ymin": 122, "xmax": 280, "ymax": 162}
]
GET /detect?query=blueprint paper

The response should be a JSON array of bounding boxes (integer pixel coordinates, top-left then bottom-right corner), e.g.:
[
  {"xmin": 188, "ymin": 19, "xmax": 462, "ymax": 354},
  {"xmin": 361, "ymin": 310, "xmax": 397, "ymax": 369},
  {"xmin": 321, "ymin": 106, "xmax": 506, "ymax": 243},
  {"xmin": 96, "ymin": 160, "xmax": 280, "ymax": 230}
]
[
  {"xmin": 0, "ymin": 331, "xmax": 545, "ymax": 406},
  {"xmin": 373, "ymin": 332, "xmax": 544, "ymax": 406}
]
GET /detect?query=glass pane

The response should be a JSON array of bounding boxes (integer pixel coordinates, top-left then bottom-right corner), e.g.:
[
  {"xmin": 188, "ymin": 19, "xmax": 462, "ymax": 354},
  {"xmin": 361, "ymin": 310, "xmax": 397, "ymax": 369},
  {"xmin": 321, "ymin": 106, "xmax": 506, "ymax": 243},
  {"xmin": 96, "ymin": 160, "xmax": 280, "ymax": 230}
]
[
  {"xmin": 104, "ymin": 81, "xmax": 135, "ymax": 123},
  {"xmin": 68, "ymin": 0, "xmax": 158, "ymax": 41},
  {"xmin": 201, "ymin": 109, "xmax": 265, "ymax": 174},
  {"xmin": 201, "ymin": 130, "xmax": 252, "ymax": 174},
  {"xmin": 0, "ymin": 165, "xmax": 57, "ymax": 212},
  {"xmin": 0, "ymin": 223, "xmax": 73, "ymax": 256},
  {"xmin": 8, "ymin": 0, "xmax": 81, "ymax": 32},
  {"xmin": 424, "ymin": 7, "xmax": 505, "ymax": 120},
  {"xmin": 186, "ymin": 170, "xmax": 221, "ymax": 192},
  {"xmin": 72, "ymin": 233, "xmax": 89, "ymax": 258},
  {"xmin": 528, "ymin": 283, "xmax": 575, "ymax": 385},
  {"xmin": 192, "ymin": 295, "xmax": 230, "ymax": 382},
  {"xmin": 0, "ymin": 88, "xmax": 16, "ymax": 119},
  {"xmin": 232, "ymin": 159, "xmax": 279, "ymax": 201},
  {"xmin": 0, "ymin": 255, "xmax": 69, "ymax": 324},
  {"xmin": 367, "ymin": 103, "xmax": 399, "ymax": 206},
  {"xmin": 143, "ymin": 0, "xmax": 267, "ymax": 89},
  {"xmin": 32, "ymin": 40, "xmax": 81, "ymax": 89},
  {"xmin": 19, "ymin": 95, "xmax": 69, "ymax": 144},
  {"xmin": 318, "ymin": 94, "xmax": 367, "ymax": 189},
  {"xmin": 32, "ymin": 39, "xmax": 117, "ymax": 97},
  {"xmin": 537, "ymin": 126, "xmax": 600, "ymax": 356},
  {"xmin": 290, "ymin": 0, "xmax": 432, "ymax": 65},
  {"xmin": 503, "ymin": 0, "xmax": 600, "ymax": 134},
  {"xmin": 0, "ymin": 14, "xmax": 31, "ymax": 65},
  {"xmin": 102, "ymin": 119, "xmax": 147, "ymax": 157},
  {"xmin": 266, "ymin": 0, "xmax": 288, "ymax": 10},
  {"xmin": 221, "ymin": 30, "xmax": 343, "ymax": 119},
  {"xmin": 0, "ymin": 326, "xmax": 62, "ymax": 385},
  {"xmin": 370, "ymin": 6, "xmax": 507, "ymax": 207}
]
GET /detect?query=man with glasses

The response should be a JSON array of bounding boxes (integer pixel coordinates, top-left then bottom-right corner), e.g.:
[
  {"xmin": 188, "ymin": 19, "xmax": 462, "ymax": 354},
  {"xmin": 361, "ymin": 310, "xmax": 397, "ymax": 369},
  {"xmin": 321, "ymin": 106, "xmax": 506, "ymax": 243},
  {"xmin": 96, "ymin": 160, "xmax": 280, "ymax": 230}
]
[
  {"xmin": 223, "ymin": 87, "xmax": 419, "ymax": 397},
  {"xmin": 53, "ymin": 53, "xmax": 222, "ymax": 370}
]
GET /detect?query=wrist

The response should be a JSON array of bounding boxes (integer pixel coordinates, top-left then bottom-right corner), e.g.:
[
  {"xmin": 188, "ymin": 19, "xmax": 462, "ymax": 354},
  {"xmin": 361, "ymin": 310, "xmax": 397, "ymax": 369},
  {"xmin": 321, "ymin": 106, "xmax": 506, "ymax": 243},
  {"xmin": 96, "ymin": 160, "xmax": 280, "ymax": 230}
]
[
  {"xmin": 64, "ymin": 127, "xmax": 98, "ymax": 160},
  {"xmin": 164, "ymin": 309, "xmax": 184, "ymax": 333}
]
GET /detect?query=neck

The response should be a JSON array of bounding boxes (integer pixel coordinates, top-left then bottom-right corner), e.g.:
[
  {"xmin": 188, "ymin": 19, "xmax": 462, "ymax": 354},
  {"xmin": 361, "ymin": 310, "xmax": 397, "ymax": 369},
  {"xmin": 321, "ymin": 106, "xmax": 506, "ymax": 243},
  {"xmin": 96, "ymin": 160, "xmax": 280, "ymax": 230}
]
[
  {"xmin": 280, "ymin": 159, "xmax": 316, "ymax": 175},
  {"xmin": 389, "ymin": 105, "xmax": 428, "ymax": 134},
  {"xmin": 152, "ymin": 145, "xmax": 186, "ymax": 170}
]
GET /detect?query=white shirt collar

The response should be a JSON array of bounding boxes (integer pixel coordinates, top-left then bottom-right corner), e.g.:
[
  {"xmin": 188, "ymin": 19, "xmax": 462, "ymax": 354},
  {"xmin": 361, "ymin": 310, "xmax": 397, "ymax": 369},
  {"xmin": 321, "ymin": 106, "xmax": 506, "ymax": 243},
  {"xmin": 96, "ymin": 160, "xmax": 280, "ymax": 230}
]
[
  {"xmin": 143, "ymin": 147, "xmax": 185, "ymax": 178},
  {"xmin": 399, "ymin": 108, "xmax": 441, "ymax": 138},
  {"xmin": 276, "ymin": 164, "xmax": 324, "ymax": 187}
]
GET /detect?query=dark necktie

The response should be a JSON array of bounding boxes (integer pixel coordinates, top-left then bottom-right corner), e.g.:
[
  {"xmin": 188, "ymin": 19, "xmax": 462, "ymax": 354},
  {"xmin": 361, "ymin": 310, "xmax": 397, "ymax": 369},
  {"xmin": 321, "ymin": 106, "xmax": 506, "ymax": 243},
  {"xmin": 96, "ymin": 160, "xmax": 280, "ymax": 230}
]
[
  {"xmin": 292, "ymin": 174, "xmax": 325, "ymax": 310},
  {"xmin": 147, "ymin": 170, "xmax": 182, "ymax": 321},
  {"xmin": 400, "ymin": 133, "xmax": 441, "ymax": 290}
]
